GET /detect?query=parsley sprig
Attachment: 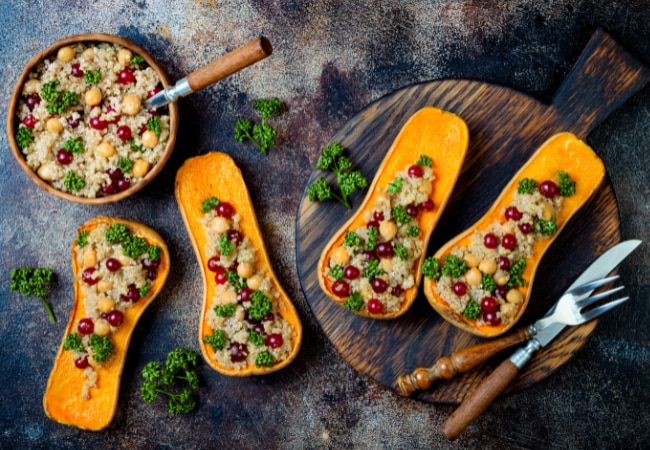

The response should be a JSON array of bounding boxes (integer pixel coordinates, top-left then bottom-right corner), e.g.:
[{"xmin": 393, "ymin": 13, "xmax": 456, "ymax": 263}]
[
  {"xmin": 10, "ymin": 266, "xmax": 56, "ymax": 322},
  {"xmin": 234, "ymin": 97, "xmax": 285, "ymax": 156}
]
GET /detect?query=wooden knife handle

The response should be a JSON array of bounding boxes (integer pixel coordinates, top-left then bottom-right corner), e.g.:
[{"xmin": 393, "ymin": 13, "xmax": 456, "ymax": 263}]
[
  {"xmin": 187, "ymin": 37, "xmax": 272, "ymax": 92},
  {"xmin": 396, "ymin": 327, "xmax": 530, "ymax": 396},
  {"xmin": 440, "ymin": 359, "xmax": 520, "ymax": 440}
]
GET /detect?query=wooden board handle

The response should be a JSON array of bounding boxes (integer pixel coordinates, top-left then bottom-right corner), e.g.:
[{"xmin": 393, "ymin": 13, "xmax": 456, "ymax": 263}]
[
  {"xmin": 187, "ymin": 37, "xmax": 272, "ymax": 92},
  {"xmin": 396, "ymin": 327, "xmax": 531, "ymax": 396},
  {"xmin": 550, "ymin": 28, "xmax": 650, "ymax": 136},
  {"xmin": 440, "ymin": 359, "xmax": 520, "ymax": 440}
]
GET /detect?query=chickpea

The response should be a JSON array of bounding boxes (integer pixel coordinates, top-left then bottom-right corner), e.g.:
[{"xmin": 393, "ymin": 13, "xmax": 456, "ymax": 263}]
[
  {"xmin": 380, "ymin": 258, "xmax": 393, "ymax": 273},
  {"xmin": 96, "ymin": 141, "xmax": 116, "ymax": 158},
  {"xmin": 506, "ymin": 289, "xmax": 524, "ymax": 304},
  {"xmin": 234, "ymin": 305, "xmax": 245, "ymax": 322},
  {"xmin": 117, "ymin": 49, "xmax": 133, "ymax": 65},
  {"xmin": 84, "ymin": 87, "xmax": 102, "ymax": 106},
  {"xmin": 330, "ymin": 246, "xmax": 350, "ymax": 266},
  {"xmin": 81, "ymin": 48, "xmax": 94, "ymax": 60},
  {"xmin": 122, "ymin": 94, "xmax": 141, "ymax": 115},
  {"xmin": 97, "ymin": 280, "xmax": 113, "ymax": 293},
  {"xmin": 465, "ymin": 267, "xmax": 482, "ymax": 287},
  {"xmin": 540, "ymin": 203, "xmax": 555, "ymax": 221},
  {"xmin": 57, "ymin": 46, "xmax": 75, "ymax": 62},
  {"xmin": 210, "ymin": 216, "xmax": 230, "ymax": 234},
  {"xmin": 237, "ymin": 262, "xmax": 255, "ymax": 279},
  {"xmin": 83, "ymin": 248, "xmax": 98, "ymax": 267},
  {"xmin": 494, "ymin": 272, "xmax": 509, "ymax": 286},
  {"xmin": 94, "ymin": 319, "xmax": 111, "ymax": 336},
  {"xmin": 418, "ymin": 179, "xmax": 433, "ymax": 195},
  {"xmin": 37, "ymin": 164, "xmax": 56, "ymax": 181},
  {"xmin": 46, "ymin": 118, "xmax": 64, "ymax": 133},
  {"xmin": 132, "ymin": 159, "xmax": 150, "ymax": 178},
  {"xmin": 478, "ymin": 258, "xmax": 497, "ymax": 275},
  {"xmin": 141, "ymin": 130, "xmax": 159, "ymax": 148},
  {"xmin": 501, "ymin": 302, "xmax": 517, "ymax": 318},
  {"xmin": 97, "ymin": 297, "xmax": 116, "ymax": 314},
  {"xmin": 219, "ymin": 289, "xmax": 237, "ymax": 305},
  {"xmin": 379, "ymin": 220, "xmax": 398, "ymax": 240},
  {"xmin": 117, "ymin": 253, "xmax": 132, "ymax": 266},
  {"xmin": 501, "ymin": 222, "xmax": 514, "ymax": 234},
  {"xmin": 463, "ymin": 253, "xmax": 479, "ymax": 268},
  {"xmin": 247, "ymin": 274, "xmax": 263, "ymax": 291},
  {"xmin": 23, "ymin": 79, "xmax": 41, "ymax": 94}
]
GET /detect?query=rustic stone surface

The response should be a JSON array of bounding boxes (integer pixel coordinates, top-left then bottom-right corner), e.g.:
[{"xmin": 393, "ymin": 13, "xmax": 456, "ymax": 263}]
[{"xmin": 0, "ymin": 1, "xmax": 648, "ymax": 448}]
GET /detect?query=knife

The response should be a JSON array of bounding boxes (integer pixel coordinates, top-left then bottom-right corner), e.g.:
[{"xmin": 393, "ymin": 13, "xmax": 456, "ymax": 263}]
[
  {"xmin": 439, "ymin": 239, "xmax": 641, "ymax": 440},
  {"xmin": 144, "ymin": 37, "xmax": 272, "ymax": 110}
]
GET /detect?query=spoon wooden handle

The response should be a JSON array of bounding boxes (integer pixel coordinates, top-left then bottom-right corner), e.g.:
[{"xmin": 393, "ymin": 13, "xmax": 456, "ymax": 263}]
[
  {"xmin": 396, "ymin": 327, "xmax": 530, "ymax": 396},
  {"xmin": 187, "ymin": 37, "xmax": 272, "ymax": 92},
  {"xmin": 440, "ymin": 358, "xmax": 520, "ymax": 440}
]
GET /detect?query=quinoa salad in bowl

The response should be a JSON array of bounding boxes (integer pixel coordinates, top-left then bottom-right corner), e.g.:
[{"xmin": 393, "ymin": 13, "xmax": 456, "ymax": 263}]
[{"xmin": 8, "ymin": 34, "xmax": 178, "ymax": 204}]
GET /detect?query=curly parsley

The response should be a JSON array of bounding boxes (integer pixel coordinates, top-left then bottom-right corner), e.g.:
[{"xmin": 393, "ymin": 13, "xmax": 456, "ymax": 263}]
[
  {"xmin": 249, "ymin": 329, "xmax": 265, "ymax": 346},
  {"xmin": 147, "ymin": 116, "xmax": 162, "ymax": 138},
  {"xmin": 249, "ymin": 290, "xmax": 272, "ymax": 320},
  {"xmin": 83, "ymin": 70, "xmax": 101, "ymax": 84},
  {"xmin": 328, "ymin": 265, "xmax": 345, "ymax": 280},
  {"xmin": 366, "ymin": 227, "xmax": 378, "ymax": 251},
  {"xmin": 63, "ymin": 333, "xmax": 84, "ymax": 352},
  {"xmin": 117, "ymin": 157, "xmax": 133, "ymax": 173},
  {"xmin": 219, "ymin": 234, "xmax": 234, "ymax": 257},
  {"xmin": 16, "ymin": 127, "xmax": 34, "ymax": 148},
  {"xmin": 344, "ymin": 291, "xmax": 364, "ymax": 311},
  {"xmin": 363, "ymin": 258, "xmax": 384, "ymax": 281},
  {"xmin": 204, "ymin": 329, "xmax": 227, "ymax": 351},
  {"xmin": 75, "ymin": 230, "xmax": 88, "ymax": 248},
  {"xmin": 535, "ymin": 217, "xmax": 558, "ymax": 236},
  {"xmin": 64, "ymin": 138, "xmax": 85, "ymax": 154},
  {"xmin": 557, "ymin": 171, "xmax": 576, "ymax": 197},
  {"xmin": 517, "ymin": 178, "xmax": 538, "ymax": 194},
  {"xmin": 462, "ymin": 299, "xmax": 481, "ymax": 319},
  {"xmin": 343, "ymin": 231, "xmax": 361, "ymax": 248},
  {"xmin": 394, "ymin": 245, "xmax": 408, "ymax": 261},
  {"xmin": 226, "ymin": 271, "xmax": 247, "ymax": 290},
  {"xmin": 201, "ymin": 197, "xmax": 220, "ymax": 213},
  {"xmin": 406, "ymin": 225, "xmax": 420, "ymax": 237},
  {"xmin": 11, "ymin": 267, "xmax": 56, "ymax": 322},
  {"xmin": 89, "ymin": 334, "xmax": 114, "ymax": 362},
  {"xmin": 392, "ymin": 205, "xmax": 413, "ymax": 225},
  {"xmin": 255, "ymin": 350, "xmax": 275, "ymax": 368},
  {"xmin": 507, "ymin": 259, "xmax": 527, "ymax": 289},
  {"xmin": 440, "ymin": 255, "xmax": 467, "ymax": 278},
  {"xmin": 422, "ymin": 257, "xmax": 441, "ymax": 280},
  {"xmin": 481, "ymin": 273, "xmax": 496, "ymax": 293},
  {"xmin": 214, "ymin": 303, "xmax": 237, "ymax": 317},
  {"xmin": 64, "ymin": 170, "xmax": 85, "ymax": 192},
  {"xmin": 388, "ymin": 178, "xmax": 403, "ymax": 194},
  {"xmin": 416, "ymin": 154, "xmax": 433, "ymax": 167}
]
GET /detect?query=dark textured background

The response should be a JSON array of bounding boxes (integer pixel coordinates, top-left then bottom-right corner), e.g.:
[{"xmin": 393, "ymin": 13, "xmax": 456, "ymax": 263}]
[{"xmin": 1, "ymin": 1, "xmax": 649, "ymax": 448}]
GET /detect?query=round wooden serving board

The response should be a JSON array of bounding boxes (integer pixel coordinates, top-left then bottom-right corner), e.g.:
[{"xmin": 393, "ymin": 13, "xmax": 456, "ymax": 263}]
[{"xmin": 295, "ymin": 29, "xmax": 650, "ymax": 404}]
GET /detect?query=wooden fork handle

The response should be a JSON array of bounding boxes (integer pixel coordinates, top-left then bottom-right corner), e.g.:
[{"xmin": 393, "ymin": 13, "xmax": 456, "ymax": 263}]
[
  {"xmin": 187, "ymin": 37, "xmax": 272, "ymax": 92},
  {"xmin": 440, "ymin": 359, "xmax": 520, "ymax": 440},
  {"xmin": 396, "ymin": 327, "xmax": 530, "ymax": 396}
]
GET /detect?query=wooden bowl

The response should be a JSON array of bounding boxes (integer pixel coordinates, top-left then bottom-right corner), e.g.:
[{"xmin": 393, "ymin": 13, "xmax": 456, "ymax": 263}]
[{"xmin": 6, "ymin": 33, "xmax": 179, "ymax": 205}]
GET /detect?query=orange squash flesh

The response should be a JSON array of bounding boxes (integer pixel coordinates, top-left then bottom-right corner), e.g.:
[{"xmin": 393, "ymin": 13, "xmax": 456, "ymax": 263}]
[
  {"xmin": 317, "ymin": 107, "xmax": 469, "ymax": 319},
  {"xmin": 43, "ymin": 216, "xmax": 170, "ymax": 430},
  {"xmin": 424, "ymin": 132, "xmax": 606, "ymax": 337},
  {"xmin": 175, "ymin": 152, "xmax": 302, "ymax": 376}
]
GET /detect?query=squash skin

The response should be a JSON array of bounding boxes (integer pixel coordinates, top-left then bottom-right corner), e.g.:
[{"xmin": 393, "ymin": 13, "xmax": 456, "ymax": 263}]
[
  {"xmin": 317, "ymin": 107, "xmax": 469, "ymax": 319},
  {"xmin": 423, "ymin": 132, "xmax": 606, "ymax": 337},
  {"xmin": 174, "ymin": 152, "xmax": 303, "ymax": 376},
  {"xmin": 43, "ymin": 216, "xmax": 170, "ymax": 431}
]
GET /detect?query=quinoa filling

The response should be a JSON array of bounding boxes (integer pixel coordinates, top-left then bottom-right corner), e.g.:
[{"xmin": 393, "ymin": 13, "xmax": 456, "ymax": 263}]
[
  {"xmin": 199, "ymin": 197, "xmax": 295, "ymax": 370},
  {"xmin": 325, "ymin": 155, "xmax": 436, "ymax": 315}
]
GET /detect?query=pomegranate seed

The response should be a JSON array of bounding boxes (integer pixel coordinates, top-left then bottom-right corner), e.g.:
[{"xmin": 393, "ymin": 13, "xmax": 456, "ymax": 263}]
[
  {"xmin": 22, "ymin": 114, "xmax": 38, "ymax": 129},
  {"xmin": 207, "ymin": 257, "xmax": 221, "ymax": 272},
  {"xmin": 363, "ymin": 251, "xmax": 378, "ymax": 262},
  {"xmin": 147, "ymin": 87, "xmax": 162, "ymax": 98},
  {"xmin": 107, "ymin": 168, "xmax": 124, "ymax": 181},
  {"xmin": 262, "ymin": 312, "xmax": 275, "ymax": 322},
  {"xmin": 539, "ymin": 180, "xmax": 558, "ymax": 198},
  {"xmin": 408, "ymin": 165, "xmax": 423, "ymax": 178},
  {"xmin": 367, "ymin": 298, "xmax": 384, "ymax": 314},
  {"xmin": 146, "ymin": 270, "xmax": 158, "ymax": 281},
  {"xmin": 215, "ymin": 269, "xmax": 228, "ymax": 285},
  {"xmin": 142, "ymin": 259, "xmax": 160, "ymax": 270},
  {"xmin": 483, "ymin": 233, "xmax": 498, "ymax": 249},
  {"xmin": 101, "ymin": 182, "xmax": 117, "ymax": 195}
]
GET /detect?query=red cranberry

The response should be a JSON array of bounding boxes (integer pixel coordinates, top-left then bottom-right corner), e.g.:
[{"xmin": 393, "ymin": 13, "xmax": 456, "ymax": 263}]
[
  {"xmin": 118, "ymin": 68, "xmax": 136, "ymax": 84},
  {"xmin": 494, "ymin": 286, "xmax": 507, "ymax": 299},
  {"xmin": 215, "ymin": 269, "xmax": 228, "ymax": 285},
  {"xmin": 519, "ymin": 223, "xmax": 532, "ymax": 234},
  {"xmin": 262, "ymin": 312, "xmax": 275, "ymax": 322},
  {"xmin": 253, "ymin": 324, "xmax": 265, "ymax": 335},
  {"xmin": 108, "ymin": 310, "xmax": 124, "ymax": 327},
  {"xmin": 74, "ymin": 357, "xmax": 89, "ymax": 369},
  {"xmin": 484, "ymin": 233, "xmax": 498, "ymax": 249},
  {"xmin": 420, "ymin": 199, "xmax": 435, "ymax": 211},
  {"xmin": 406, "ymin": 204, "xmax": 418, "ymax": 217},
  {"xmin": 367, "ymin": 220, "xmax": 379, "ymax": 230},
  {"xmin": 66, "ymin": 116, "xmax": 80, "ymax": 128},
  {"xmin": 71, "ymin": 63, "xmax": 83, "ymax": 77},
  {"xmin": 227, "ymin": 229, "xmax": 243, "ymax": 244},
  {"xmin": 78, "ymin": 318, "xmax": 94, "ymax": 335},
  {"xmin": 497, "ymin": 256, "xmax": 511, "ymax": 271},
  {"xmin": 107, "ymin": 168, "xmax": 124, "ymax": 181},
  {"xmin": 57, "ymin": 149, "xmax": 73, "ymax": 165},
  {"xmin": 105, "ymin": 258, "xmax": 122, "ymax": 272},
  {"xmin": 452, "ymin": 282, "xmax": 467, "ymax": 296},
  {"xmin": 539, "ymin": 180, "xmax": 558, "ymax": 198},
  {"xmin": 331, "ymin": 280, "xmax": 350, "ymax": 297},
  {"xmin": 238, "ymin": 288, "xmax": 254, "ymax": 304},
  {"xmin": 146, "ymin": 270, "xmax": 158, "ymax": 281},
  {"xmin": 217, "ymin": 202, "xmax": 235, "ymax": 219},
  {"xmin": 367, "ymin": 298, "xmax": 384, "ymax": 314},
  {"xmin": 89, "ymin": 117, "xmax": 108, "ymax": 130},
  {"xmin": 483, "ymin": 311, "xmax": 501, "ymax": 326},
  {"xmin": 391, "ymin": 286, "xmax": 403, "ymax": 297},
  {"xmin": 142, "ymin": 259, "xmax": 160, "ymax": 270},
  {"xmin": 229, "ymin": 342, "xmax": 248, "ymax": 362},
  {"xmin": 121, "ymin": 285, "xmax": 140, "ymax": 302},
  {"xmin": 505, "ymin": 206, "xmax": 522, "ymax": 221},
  {"xmin": 373, "ymin": 211, "xmax": 385, "ymax": 221},
  {"xmin": 245, "ymin": 312, "xmax": 261, "ymax": 325},
  {"xmin": 101, "ymin": 182, "xmax": 117, "ymax": 195},
  {"xmin": 147, "ymin": 87, "xmax": 162, "ymax": 98},
  {"xmin": 82, "ymin": 268, "xmax": 99, "ymax": 285},
  {"xmin": 344, "ymin": 265, "xmax": 360, "ymax": 280},
  {"xmin": 408, "ymin": 165, "xmax": 423, "ymax": 178},
  {"xmin": 207, "ymin": 257, "xmax": 221, "ymax": 272},
  {"xmin": 25, "ymin": 94, "xmax": 41, "ymax": 111},
  {"xmin": 375, "ymin": 242, "xmax": 394, "ymax": 258},
  {"xmin": 502, "ymin": 234, "xmax": 517, "ymax": 250},
  {"xmin": 22, "ymin": 114, "xmax": 38, "ymax": 129},
  {"xmin": 116, "ymin": 125, "xmax": 132, "ymax": 141},
  {"xmin": 371, "ymin": 278, "xmax": 388, "ymax": 294},
  {"xmin": 266, "ymin": 333, "xmax": 283, "ymax": 349},
  {"xmin": 363, "ymin": 251, "xmax": 378, "ymax": 262},
  {"xmin": 481, "ymin": 296, "xmax": 499, "ymax": 313},
  {"xmin": 116, "ymin": 178, "xmax": 131, "ymax": 192}
]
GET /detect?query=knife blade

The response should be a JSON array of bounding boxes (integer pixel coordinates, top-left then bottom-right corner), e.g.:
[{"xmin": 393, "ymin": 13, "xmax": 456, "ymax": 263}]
[{"xmin": 439, "ymin": 239, "xmax": 641, "ymax": 440}]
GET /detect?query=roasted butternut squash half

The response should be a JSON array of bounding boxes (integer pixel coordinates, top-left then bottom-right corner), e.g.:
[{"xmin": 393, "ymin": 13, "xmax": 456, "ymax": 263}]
[
  {"xmin": 423, "ymin": 132, "xmax": 605, "ymax": 337},
  {"xmin": 43, "ymin": 216, "xmax": 170, "ymax": 430},
  {"xmin": 175, "ymin": 152, "xmax": 302, "ymax": 376},
  {"xmin": 317, "ymin": 107, "xmax": 469, "ymax": 318}
]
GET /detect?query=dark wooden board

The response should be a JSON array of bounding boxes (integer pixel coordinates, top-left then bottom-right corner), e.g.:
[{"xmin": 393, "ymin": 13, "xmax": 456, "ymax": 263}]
[{"xmin": 295, "ymin": 29, "xmax": 650, "ymax": 404}]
